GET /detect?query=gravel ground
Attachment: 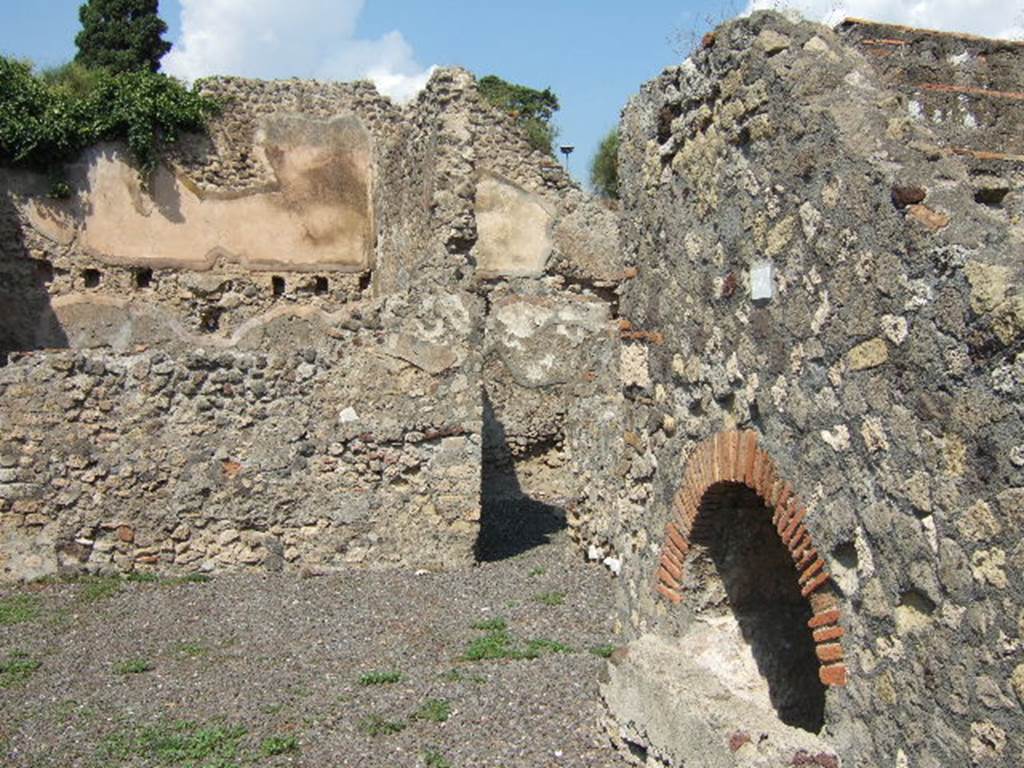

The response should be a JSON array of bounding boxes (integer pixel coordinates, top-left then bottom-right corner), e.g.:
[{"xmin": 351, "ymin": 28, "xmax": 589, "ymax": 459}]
[{"xmin": 0, "ymin": 533, "xmax": 628, "ymax": 768}]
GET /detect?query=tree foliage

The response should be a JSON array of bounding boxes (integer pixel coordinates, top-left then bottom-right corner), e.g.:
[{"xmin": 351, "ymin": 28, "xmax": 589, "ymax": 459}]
[
  {"xmin": 590, "ymin": 128, "xmax": 620, "ymax": 200},
  {"xmin": 75, "ymin": 0, "xmax": 172, "ymax": 74},
  {"xmin": 477, "ymin": 75, "xmax": 560, "ymax": 155},
  {"xmin": 0, "ymin": 56, "xmax": 216, "ymax": 183}
]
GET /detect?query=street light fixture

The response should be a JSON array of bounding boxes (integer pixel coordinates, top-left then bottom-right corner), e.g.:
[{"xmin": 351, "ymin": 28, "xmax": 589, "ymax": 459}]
[{"xmin": 559, "ymin": 144, "xmax": 575, "ymax": 172}]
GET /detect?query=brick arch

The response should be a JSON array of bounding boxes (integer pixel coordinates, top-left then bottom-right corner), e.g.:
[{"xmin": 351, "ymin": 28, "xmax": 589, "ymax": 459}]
[{"xmin": 654, "ymin": 429, "xmax": 848, "ymax": 688}]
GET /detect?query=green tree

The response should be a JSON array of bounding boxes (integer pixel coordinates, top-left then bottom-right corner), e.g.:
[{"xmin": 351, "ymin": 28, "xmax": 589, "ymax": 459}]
[
  {"xmin": 75, "ymin": 0, "xmax": 172, "ymax": 74},
  {"xmin": 590, "ymin": 128, "xmax": 619, "ymax": 199},
  {"xmin": 477, "ymin": 75, "xmax": 560, "ymax": 155}
]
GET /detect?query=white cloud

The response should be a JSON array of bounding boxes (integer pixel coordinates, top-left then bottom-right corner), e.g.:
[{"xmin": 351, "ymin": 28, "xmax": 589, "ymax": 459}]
[
  {"xmin": 744, "ymin": 0, "xmax": 1024, "ymax": 40},
  {"xmin": 163, "ymin": 0, "xmax": 434, "ymax": 103}
]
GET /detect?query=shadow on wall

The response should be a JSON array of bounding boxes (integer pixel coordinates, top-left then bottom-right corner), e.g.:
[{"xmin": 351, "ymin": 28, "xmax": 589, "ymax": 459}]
[
  {"xmin": 692, "ymin": 483, "xmax": 826, "ymax": 734},
  {"xmin": 0, "ymin": 192, "xmax": 69, "ymax": 364},
  {"xmin": 475, "ymin": 391, "xmax": 566, "ymax": 562}
]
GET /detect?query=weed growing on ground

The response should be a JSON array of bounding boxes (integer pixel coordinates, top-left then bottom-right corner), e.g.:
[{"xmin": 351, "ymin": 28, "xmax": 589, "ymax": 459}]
[
  {"xmin": 125, "ymin": 572, "xmax": 160, "ymax": 583},
  {"xmin": 101, "ymin": 720, "xmax": 246, "ymax": 766},
  {"xmin": 115, "ymin": 658, "xmax": 154, "ymax": 675},
  {"xmin": 167, "ymin": 574, "xmax": 212, "ymax": 585},
  {"xmin": 0, "ymin": 594, "xmax": 40, "ymax": 625},
  {"xmin": 534, "ymin": 591, "xmax": 565, "ymax": 606},
  {"xmin": 590, "ymin": 644, "xmax": 616, "ymax": 658},
  {"xmin": 259, "ymin": 734, "xmax": 299, "ymax": 756},
  {"xmin": 413, "ymin": 698, "xmax": 451, "ymax": 723},
  {"xmin": 528, "ymin": 566, "xmax": 545, "ymax": 577},
  {"xmin": 424, "ymin": 749, "xmax": 452, "ymax": 768},
  {"xmin": 0, "ymin": 651, "xmax": 41, "ymax": 688},
  {"xmin": 174, "ymin": 642, "xmax": 207, "ymax": 657},
  {"xmin": 521, "ymin": 638, "xmax": 573, "ymax": 658},
  {"xmin": 359, "ymin": 715, "xmax": 406, "ymax": 736},
  {"xmin": 80, "ymin": 575, "xmax": 123, "ymax": 602},
  {"xmin": 462, "ymin": 619, "xmax": 573, "ymax": 661},
  {"xmin": 358, "ymin": 670, "xmax": 402, "ymax": 686},
  {"xmin": 470, "ymin": 617, "xmax": 507, "ymax": 632}
]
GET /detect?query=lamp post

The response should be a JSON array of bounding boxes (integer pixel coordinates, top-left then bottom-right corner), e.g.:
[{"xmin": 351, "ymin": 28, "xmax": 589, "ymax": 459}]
[{"xmin": 559, "ymin": 144, "xmax": 575, "ymax": 173}]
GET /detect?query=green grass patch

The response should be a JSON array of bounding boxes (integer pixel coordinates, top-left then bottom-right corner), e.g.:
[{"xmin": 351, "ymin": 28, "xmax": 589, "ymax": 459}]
[
  {"xmin": 359, "ymin": 715, "xmax": 406, "ymax": 737},
  {"xmin": 259, "ymin": 734, "xmax": 299, "ymax": 757},
  {"xmin": 0, "ymin": 594, "xmax": 39, "ymax": 625},
  {"xmin": 100, "ymin": 720, "xmax": 246, "ymax": 767},
  {"xmin": 126, "ymin": 571, "xmax": 160, "ymax": 583},
  {"xmin": 174, "ymin": 642, "xmax": 208, "ymax": 658},
  {"xmin": 521, "ymin": 638, "xmax": 573, "ymax": 658},
  {"xmin": 170, "ymin": 573, "xmax": 212, "ymax": 585},
  {"xmin": 462, "ymin": 619, "xmax": 574, "ymax": 662},
  {"xmin": 115, "ymin": 658, "xmax": 154, "ymax": 675},
  {"xmin": 590, "ymin": 644, "xmax": 616, "ymax": 659},
  {"xmin": 534, "ymin": 591, "xmax": 565, "ymax": 607},
  {"xmin": 80, "ymin": 575, "xmax": 123, "ymax": 602},
  {"xmin": 0, "ymin": 651, "xmax": 41, "ymax": 688},
  {"xmin": 358, "ymin": 670, "xmax": 401, "ymax": 686},
  {"xmin": 413, "ymin": 698, "xmax": 451, "ymax": 723},
  {"xmin": 424, "ymin": 749, "xmax": 452, "ymax": 768},
  {"xmin": 469, "ymin": 617, "xmax": 507, "ymax": 632},
  {"xmin": 528, "ymin": 566, "xmax": 545, "ymax": 577}
]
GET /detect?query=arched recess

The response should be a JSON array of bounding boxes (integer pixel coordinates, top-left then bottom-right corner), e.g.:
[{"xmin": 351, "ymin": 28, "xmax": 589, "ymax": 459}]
[{"xmin": 654, "ymin": 429, "xmax": 848, "ymax": 689}]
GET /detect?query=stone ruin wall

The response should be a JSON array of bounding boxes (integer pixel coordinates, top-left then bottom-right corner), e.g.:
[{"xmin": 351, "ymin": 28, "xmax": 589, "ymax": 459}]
[
  {"xmin": 0, "ymin": 69, "xmax": 625, "ymax": 580},
  {"xmin": 600, "ymin": 12, "xmax": 1023, "ymax": 768}
]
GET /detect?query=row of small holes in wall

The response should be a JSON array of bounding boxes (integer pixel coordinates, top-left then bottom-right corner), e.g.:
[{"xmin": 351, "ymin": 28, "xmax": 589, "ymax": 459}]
[
  {"xmin": 76, "ymin": 270, "xmax": 334, "ymax": 296},
  {"xmin": 80, "ymin": 268, "xmax": 152, "ymax": 289},
  {"xmin": 272, "ymin": 276, "xmax": 330, "ymax": 296}
]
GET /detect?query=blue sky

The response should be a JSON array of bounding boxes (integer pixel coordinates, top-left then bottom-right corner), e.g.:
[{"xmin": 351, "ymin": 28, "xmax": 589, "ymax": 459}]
[{"xmin": 2, "ymin": 0, "xmax": 1020, "ymax": 186}]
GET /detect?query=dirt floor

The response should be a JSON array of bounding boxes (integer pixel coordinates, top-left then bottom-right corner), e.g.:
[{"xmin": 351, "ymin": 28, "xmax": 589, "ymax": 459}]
[{"xmin": 0, "ymin": 533, "xmax": 628, "ymax": 768}]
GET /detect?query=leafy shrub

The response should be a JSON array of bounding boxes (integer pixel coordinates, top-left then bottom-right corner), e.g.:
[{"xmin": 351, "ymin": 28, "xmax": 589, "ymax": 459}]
[
  {"xmin": 0, "ymin": 55, "xmax": 216, "ymax": 181},
  {"xmin": 590, "ymin": 128, "xmax": 620, "ymax": 199}
]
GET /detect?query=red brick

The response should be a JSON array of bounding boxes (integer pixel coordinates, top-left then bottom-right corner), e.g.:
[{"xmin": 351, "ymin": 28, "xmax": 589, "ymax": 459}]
[
  {"xmin": 781, "ymin": 505, "xmax": 807, "ymax": 539},
  {"xmin": 808, "ymin": 609, "xmax": 841, "ymax": 629},
  {"xmin": 657, "ymin": 566, "xmax": 679, "ymax": 590},
  {"xmin": 819, "ymin": 663, "xmax": 848, "ymax": 687},
  {"xmin": 664, "ymin": 537, "xmax": 686, "ymax": 563},
  {"xmin": 750, "ymin": 449, "xmax": 764, "ymax": 491},
  {"xmin": 816, "ymin": 643, "xmax": 844, "ymax": 663},
  {"xmin": 795, "ymin": 546, "xmax": 818, "ymax": 570},
  {"xmin": 741, "ymin": 431, "xmax": 758, "ymax": 485},
  {"xmin": 813, "ymin": 625, "xmax": 845, "ymax": 643},
  {"xmin": 666, "ymin": 522, "xmax": 688, "ymax": 553},
  {"xmin": 783, "ymin": 523, "xmax": 807, "ymax": 549},
  {"xmin": 727, "ymin": 431, "xmax": 740, "ymax": 482},
  {"xmin": 801, "ymin": 570, "xmax": 831, "ymax": 598},
  {"xmin": 772, "ymin": 497, "xmax": 790, "ymax": 528},
  {"xmin": 660, "ymin": 554, "xmax": 683, "ymax": 581},
  {"xmin": 809, "ymin": 591, "xmax": 838, "ymax": 615},
  {"xmin": 775, "ymin": 484, "xmax": 793, "ymax": 516},
  {"xmin": 799, "ymin": 558, "xmax": 826, "ymax": 585},
  {"xmin": 657, "ymin": 583, "xmax": 682, "ymax": 603},
  {"xmin": 664, "ymin": 550, "xmax": 686, "ymax": 578}
]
